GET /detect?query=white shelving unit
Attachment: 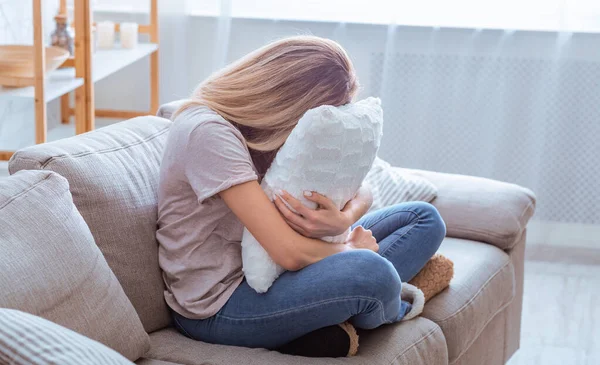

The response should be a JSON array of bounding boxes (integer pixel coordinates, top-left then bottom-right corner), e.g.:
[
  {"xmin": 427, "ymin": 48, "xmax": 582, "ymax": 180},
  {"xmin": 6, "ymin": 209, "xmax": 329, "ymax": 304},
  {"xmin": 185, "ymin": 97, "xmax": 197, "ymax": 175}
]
[
  {"xmin": 0, "ymin": 0, "xmax": 159, "ymax": 161},
  {"xmin": 0, "ymin": 74, "xmax": 84, "ymax": 101},
  {"xmin": 0, "ymin": 43, "xmax": 158, "ymax": 101},
  {"xmin": 93, "ymin": 43, "xmax": 159, "ymax": 83}
]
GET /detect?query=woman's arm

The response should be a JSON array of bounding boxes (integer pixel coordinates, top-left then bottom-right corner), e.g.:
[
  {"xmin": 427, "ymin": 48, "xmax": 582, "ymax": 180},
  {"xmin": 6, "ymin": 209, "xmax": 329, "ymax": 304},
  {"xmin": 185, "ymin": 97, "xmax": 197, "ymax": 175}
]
[
  {"xmin": 274, "ymin": 184, "xmax": 374, "ymax": 238},
  {"xmin": 220, "ymin": 181, "xmax": 378, "ymax": 271},
  {"xmin": 342, "ymin": 184, "xmax": 373, "ymax": 224}
]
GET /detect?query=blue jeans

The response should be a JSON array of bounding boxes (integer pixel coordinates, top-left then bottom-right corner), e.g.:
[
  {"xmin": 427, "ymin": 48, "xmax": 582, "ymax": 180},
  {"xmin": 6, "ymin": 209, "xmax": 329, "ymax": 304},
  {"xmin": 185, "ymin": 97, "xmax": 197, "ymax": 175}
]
[{"xmin": 172, "ymin": 202, "xmax": 446, "ymax": 349}]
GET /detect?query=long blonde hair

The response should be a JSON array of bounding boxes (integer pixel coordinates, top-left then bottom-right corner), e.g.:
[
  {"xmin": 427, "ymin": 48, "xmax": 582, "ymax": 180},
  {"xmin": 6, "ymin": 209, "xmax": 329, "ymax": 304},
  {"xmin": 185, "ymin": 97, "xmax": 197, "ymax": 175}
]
[{"xmin": 176, "ymin": 36, "xmax": 358, "ymax": 155}]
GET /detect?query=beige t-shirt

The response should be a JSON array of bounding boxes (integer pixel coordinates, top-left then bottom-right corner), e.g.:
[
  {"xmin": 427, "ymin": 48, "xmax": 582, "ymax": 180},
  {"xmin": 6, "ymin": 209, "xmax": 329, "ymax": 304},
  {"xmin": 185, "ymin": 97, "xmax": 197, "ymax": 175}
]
[{"xmin": 157, "ymin": 106, "xmax": 258, "ymax": 319}]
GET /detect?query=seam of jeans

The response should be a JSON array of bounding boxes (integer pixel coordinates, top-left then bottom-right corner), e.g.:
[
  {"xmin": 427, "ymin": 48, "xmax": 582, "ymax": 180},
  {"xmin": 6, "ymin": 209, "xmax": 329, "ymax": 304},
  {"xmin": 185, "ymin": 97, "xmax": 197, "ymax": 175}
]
[
  {"xmin": 377, "ymin": 219, "xmax": 420, "ymax": 258},
  {"xmin": 389, "ymin": 326, "xmax": 443, "ymax": 365},
  {"xmin": 172, "ymin": 314, "xmax": 195, "ymax": 340},
  {"xmin": 215, "ymin": 295, "xmax": 387, "ymax": 323},
  {"xmin": 363, "ymin": 209, "xmax": 421, "ymax": 231}
]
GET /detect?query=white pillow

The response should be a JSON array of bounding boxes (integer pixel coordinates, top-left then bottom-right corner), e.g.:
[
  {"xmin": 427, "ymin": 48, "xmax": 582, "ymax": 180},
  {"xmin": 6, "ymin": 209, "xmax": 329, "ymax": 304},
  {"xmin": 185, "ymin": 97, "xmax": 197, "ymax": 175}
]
[
  {"xmin": 241, "ymin": 97, "xmax": 383, "ymax": 293},
  {"xmin": 0, "ymin": 309, "xmax": 134, "ymax": 365},
  {"xmin": 364, "ymin": 157, "xmax": 438, "ymax": 212}
]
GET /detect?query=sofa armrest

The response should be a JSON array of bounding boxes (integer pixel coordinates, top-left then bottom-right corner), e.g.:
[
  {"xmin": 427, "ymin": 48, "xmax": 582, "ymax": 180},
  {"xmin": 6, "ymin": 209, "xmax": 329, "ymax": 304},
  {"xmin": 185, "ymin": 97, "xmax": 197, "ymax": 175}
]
[{"xmin": 404, "ymin": 169, "xmax": 536, "ymax": 250}]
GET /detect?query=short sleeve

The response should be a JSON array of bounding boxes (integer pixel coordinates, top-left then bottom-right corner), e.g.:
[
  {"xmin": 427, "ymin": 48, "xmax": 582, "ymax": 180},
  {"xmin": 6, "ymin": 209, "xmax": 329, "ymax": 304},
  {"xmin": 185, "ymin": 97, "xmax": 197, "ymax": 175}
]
[{"xmin": 184, "ymin": 121, "xmax": 258, "ymax": 202}]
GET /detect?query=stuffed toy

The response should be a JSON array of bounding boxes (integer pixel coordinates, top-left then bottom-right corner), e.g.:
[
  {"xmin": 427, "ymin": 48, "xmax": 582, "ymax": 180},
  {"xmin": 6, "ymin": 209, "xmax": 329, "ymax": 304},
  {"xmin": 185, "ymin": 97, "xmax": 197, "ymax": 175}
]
[
  {"xmin": 241, "ymin": 97, "xmax": 384, "ymax": 293},
  {"xmin": 409, "ymin": 254, "xmax": 455, "ymax": 301}
]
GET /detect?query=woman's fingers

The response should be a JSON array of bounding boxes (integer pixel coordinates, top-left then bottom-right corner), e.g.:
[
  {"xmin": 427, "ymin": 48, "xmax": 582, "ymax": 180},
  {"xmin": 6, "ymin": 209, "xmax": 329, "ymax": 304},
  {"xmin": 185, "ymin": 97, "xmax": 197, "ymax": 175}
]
[
  {"xmin": 350, "ymin": 225, "xmax": 366, "ymax": 235},
  {"xmin": 303, "ymin": 191, "xmax": 337, "ymax": 210},
  {"xmin": 279, "ymin": 190, "xmax": 312, "ymax": 217},
  {"xmin": 347, "ymin": 225, "xmax": 378, "ymax": 252},
  {"xmin": 274, "ymin": 196, "xmax": 317, "ymax": 236},
  {"xmin": 286, "ymin": 220, "xmax": 312, "ymax": 237},
  {"xmin": 274, "ymin": 196, "xmax": 307, "ymax": 227}
]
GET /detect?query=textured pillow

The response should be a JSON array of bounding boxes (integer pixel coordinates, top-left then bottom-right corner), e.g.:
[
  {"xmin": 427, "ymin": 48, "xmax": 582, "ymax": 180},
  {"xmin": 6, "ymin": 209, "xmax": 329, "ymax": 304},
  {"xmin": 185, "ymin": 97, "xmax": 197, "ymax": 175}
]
[
  {"xmin": 0, "ymin": 170, "xmax": 149, "ymax": 361},
  {"xmin": 241, "ymin": 97, "xmax": 383, "ymax": 293},
  {"xmin": 0, "ymin": 309, "xmax": 135, "ymax": 365},
  {"xmin": 365, "ymin": 157, "xmax": 438, "ymax": 212}
]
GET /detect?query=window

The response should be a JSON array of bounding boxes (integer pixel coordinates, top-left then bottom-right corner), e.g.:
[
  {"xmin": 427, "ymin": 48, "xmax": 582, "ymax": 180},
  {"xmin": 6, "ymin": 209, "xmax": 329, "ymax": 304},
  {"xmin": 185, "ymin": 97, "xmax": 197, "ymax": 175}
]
[{"xmin": 95, "ymin": 0, "xmax": 600, "ymax": 32}]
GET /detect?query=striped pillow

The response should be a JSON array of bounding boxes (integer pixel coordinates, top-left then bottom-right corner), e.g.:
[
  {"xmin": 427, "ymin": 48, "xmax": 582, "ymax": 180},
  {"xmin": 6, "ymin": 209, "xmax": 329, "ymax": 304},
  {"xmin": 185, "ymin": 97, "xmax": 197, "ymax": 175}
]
[
  {"xmin": 0, "ymin": 309, "xmax": 134, "ymax": 365},
  {"xmin": 365, "ymin": 157, "xmax": 438, "ymax": 212}
]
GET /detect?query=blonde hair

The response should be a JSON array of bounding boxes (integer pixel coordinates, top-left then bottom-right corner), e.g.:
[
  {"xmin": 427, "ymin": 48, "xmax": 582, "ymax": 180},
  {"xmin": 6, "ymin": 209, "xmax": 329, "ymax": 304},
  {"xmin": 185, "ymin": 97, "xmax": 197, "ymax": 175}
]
[{"xmin": 176, "ymin": 36, "xmax": 358, "ymax": 153}]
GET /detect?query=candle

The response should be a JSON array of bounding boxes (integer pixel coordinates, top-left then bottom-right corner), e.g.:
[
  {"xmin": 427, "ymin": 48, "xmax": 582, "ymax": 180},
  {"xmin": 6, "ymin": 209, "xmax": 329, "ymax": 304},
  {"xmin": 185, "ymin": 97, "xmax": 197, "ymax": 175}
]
[
  {"xmin": 97, "ymin": 21, "xmax": 115, "ymax": 49},
  {"xmin": 120, "ymin": 22, "xmax": 139, "ymax": 49}
]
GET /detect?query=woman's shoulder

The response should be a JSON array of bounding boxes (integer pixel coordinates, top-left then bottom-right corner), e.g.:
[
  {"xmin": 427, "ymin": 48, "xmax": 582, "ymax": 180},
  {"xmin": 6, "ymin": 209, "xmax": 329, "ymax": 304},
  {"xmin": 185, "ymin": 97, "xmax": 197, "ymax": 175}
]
[
  {"xmin": 175, "ymin": 104, "xmax": 231, "ymax": 130},
  {"xmin": 173, "ymin": 104, "xmax": 245, "ymax": 143}
]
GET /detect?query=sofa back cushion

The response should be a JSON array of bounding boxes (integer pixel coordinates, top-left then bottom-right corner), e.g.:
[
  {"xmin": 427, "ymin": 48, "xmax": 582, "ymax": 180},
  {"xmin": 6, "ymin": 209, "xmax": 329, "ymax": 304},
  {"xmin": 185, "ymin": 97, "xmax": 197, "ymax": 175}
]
[
  {"xmin": 0, "ymin": 171, "xmax": 149, "ymax": 360},
  {"xmin": 157, "ymin": 99, "xmax": 188, "ymax": 120},
  {"xmin": 9, "ymin": 117, "xmax": 172, "ymax": 333}
]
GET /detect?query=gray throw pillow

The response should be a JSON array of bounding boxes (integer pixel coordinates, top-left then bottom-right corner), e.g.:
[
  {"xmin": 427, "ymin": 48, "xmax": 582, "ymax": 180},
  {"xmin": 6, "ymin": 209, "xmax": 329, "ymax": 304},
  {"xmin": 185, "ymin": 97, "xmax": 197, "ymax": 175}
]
[
  {"xmin": 0, "ymin": 309, "xmax": 135, "ymax": 365},
  {"xmin": 365, "ymin": 157, "xmax": 438, "ymax": 212},
  {"xmin": 0, "ymin": 170, "xmax": 149, "ymax": 361}
]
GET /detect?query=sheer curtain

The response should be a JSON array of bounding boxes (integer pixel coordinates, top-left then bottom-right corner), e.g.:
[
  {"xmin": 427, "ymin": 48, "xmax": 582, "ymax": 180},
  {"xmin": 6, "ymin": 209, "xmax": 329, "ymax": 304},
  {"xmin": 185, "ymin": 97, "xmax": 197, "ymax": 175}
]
[
  {"xmin": 185, "ymin": 0, "xmax": 600, "ymax": 32},
  {"xmin": 100, "ymin": 1, "xmax": 600, "ymax": 226},
  {"xmin": 156, "ymin": 0, "xmax": 191, "ymax": 102}
]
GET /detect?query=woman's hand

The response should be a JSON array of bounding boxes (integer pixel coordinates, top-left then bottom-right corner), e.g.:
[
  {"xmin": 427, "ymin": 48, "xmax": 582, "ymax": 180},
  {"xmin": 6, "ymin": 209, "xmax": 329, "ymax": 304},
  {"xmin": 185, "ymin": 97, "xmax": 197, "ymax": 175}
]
[
  {"xmin": 219, "ymin": 181, "xmax": 351, "ymax": 272},
  {"xmin": 274, "ymin": 190, "xmax": 351, "ymax": 238},
  {"xmin": 346, "ymin": 226, "xmax": 379, "ymax": 252},
  {"xmin": 274, "ymin": 186, "xmax": 373, "ymax": 238}
]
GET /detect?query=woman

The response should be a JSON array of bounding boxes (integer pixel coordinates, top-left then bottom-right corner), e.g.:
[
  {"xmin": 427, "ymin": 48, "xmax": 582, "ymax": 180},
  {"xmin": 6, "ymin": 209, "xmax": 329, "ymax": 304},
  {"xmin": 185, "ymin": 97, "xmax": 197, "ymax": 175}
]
[{"xmin": 157, "ymin": 36, "xmax": 446, "ymax": 351}]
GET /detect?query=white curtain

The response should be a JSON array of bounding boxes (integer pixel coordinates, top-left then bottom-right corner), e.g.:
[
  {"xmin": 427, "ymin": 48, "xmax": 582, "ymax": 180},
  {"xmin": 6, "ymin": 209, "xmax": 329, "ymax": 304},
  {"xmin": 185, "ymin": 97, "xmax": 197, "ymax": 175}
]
[
  {"xmin": 157, "ymin": 0, "xmax": 191, "ymax": 102},
  {"xmin": 171, "ymin": 1, "xmax": 598, "ymax": 225},
  {"xmin": 156, "ymin": 0, "xmax": 232, "ymax": 101},
  {"xmin": 140, "ymin": 0, "xmax": 600, "ymax": 224},
  {"xmin": 3, "ymin": 0, "xmax": 599, "ymax": 224},
  {"xmin": 371, "ymin": 29, "xmax": 600, "ymax": 225}
]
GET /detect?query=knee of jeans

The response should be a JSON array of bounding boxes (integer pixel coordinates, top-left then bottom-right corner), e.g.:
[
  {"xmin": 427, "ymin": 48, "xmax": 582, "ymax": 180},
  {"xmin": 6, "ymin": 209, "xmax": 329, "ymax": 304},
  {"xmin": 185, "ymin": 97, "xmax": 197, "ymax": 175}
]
[
  {"xmin": 413, "ymin": 202, "xmax": 446, "ymax": 243},
  {"xmin": 337, "ymin": 250, "xmax": 402, "ymax": 301}
]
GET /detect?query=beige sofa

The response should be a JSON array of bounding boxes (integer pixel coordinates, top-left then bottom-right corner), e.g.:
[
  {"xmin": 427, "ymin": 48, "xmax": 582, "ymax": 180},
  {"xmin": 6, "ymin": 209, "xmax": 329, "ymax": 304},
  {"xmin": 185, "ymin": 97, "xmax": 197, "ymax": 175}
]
[{"xmin": 4, "ymin": 115, "xmax": 536, "ymax": 365}]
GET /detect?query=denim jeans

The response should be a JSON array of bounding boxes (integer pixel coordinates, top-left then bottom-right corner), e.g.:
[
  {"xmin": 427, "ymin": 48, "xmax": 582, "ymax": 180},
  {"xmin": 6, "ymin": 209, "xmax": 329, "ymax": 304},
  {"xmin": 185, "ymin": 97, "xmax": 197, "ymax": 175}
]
[{"xmin": 172, "ymin": 201, "xmax": 446, "ymax": 349}]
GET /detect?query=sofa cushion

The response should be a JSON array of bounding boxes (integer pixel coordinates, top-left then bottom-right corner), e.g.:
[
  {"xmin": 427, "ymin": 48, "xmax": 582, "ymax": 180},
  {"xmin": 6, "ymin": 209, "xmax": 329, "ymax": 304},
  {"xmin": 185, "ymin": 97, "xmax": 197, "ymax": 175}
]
[
  {"xmin": 403, "ymin": 168, "xmax": 536, "ymax": 250},
  {"xmin": 157, "ymin": 99, "xmax": 188, "ymax": 120},
  {"xmin": 0, "ymin": 171, "xmax": 149, "ymax": 360},
  {"xmin": 421, "ymin": 238, "xmax": 515, "ymax": 363},
  {"xmin": 9, "ymin": 117, "xmax": 172, "ymax": 333},
  {"xmin": 136, "ymin": 359, "xmax": 181, "ymax": 365},
  {"xmin": 145, "ymin": 318, "xmax": 447, "ymax": 365},
  {"xmin": 0, "ymin": 309, "xmax": 135, "ymax": 365}
]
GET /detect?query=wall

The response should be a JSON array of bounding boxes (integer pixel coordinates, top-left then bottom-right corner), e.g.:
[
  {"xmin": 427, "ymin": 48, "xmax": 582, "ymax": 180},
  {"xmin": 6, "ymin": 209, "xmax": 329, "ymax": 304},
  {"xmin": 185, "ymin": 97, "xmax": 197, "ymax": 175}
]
[
  {"xmin": 2, "ymin": 7, "xmax": 600, "ymax": 227},
  {"xmin": 94, "ymin": 14, "xmax": 600, "ymax": 225}
]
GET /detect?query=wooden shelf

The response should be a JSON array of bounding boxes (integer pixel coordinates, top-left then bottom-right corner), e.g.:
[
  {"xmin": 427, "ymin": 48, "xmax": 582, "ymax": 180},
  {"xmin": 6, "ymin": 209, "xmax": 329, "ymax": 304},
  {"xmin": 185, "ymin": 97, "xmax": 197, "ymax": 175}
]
[
  {"xmin": 0, "ymin": 74, "xmax": 84, "ymax": 102},
  {"xmin": 0, "ymin": 0, "xmax": 159, "ymax": 161},
  {"xmin": 0, "ymin": 43, "xmax": 157, "ymax": 101},
  {"xmin": 93, "ymin": 43, "xmax": 158, "ymax": 83}
]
